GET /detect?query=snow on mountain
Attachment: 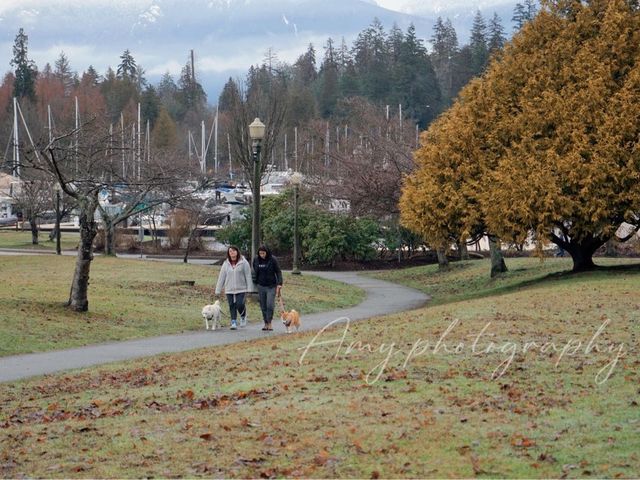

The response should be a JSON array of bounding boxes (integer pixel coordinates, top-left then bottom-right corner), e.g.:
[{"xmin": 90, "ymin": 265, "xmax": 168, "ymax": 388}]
[{"xmin": 0, "ymin": 0, "xmax": 519, "ymax": 101}]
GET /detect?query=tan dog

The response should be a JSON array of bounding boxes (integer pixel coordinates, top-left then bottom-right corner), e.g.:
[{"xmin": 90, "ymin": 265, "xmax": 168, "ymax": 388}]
[{"xmin": 281, "ymin": 309, "xmax": 300, "ymax": 334}]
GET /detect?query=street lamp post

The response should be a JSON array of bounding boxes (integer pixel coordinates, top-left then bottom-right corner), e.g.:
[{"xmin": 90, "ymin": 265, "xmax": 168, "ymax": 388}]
[
  {"xmin": 290, "ymin": 172, "xmax": 303, "ymax": 275},
  {"xmin": 54, "ymin": 183, "xmax": 62, "ymax": 255},
  {"xmin": 249, "ymin": 117, "xmax": 265, "ymax": 263}
]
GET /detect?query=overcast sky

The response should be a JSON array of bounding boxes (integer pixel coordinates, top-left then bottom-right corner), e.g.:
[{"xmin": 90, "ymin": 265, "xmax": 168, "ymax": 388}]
[
  {"xmin": 0, "ymin": 0, "xmax": 516, "ymax": 16},
  {"xmin": 0, "ymin": 0, "xmax": 518, "ymax": 99}
]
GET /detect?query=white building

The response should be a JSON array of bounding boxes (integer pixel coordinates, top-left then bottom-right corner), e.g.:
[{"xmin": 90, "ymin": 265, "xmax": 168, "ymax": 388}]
[{"xmin": 0, "ymin": 173, "xmax": 22, "ymax": 220}]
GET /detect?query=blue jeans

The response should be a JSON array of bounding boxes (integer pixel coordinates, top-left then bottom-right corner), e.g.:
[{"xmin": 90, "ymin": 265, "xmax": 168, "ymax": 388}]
[
  {"xmin": 257, "ymin": 285, "xmax": 276, "ymax": 323},
  {"xmin": 226, "ymin": 293, "xmax": 246, "ymax": 322}
]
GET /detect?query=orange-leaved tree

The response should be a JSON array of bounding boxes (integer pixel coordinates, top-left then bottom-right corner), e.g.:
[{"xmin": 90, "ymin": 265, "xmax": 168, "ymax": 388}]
[{"xmin": 402, "ymin": 0, "xmax": 640, "ymax": 272}]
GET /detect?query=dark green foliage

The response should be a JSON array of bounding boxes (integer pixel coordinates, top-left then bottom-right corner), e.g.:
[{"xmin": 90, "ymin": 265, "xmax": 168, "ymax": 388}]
[
  {"xmin": 216, "ymin": 192, "xmax": 381, "ymax": 266},
  {"xmin": 390, "ymin": 24, "xmax": 441, "ymax": 126},
  {"xmin": 157, "ymin": 72, "xmax": 184, "ymax": 119},
  {"xmin": 177, "ymin": 60, "xmax": 207, "ymax": 115},
  {"xmin": 215, "ymin": 210, "xmax": 252, "ymax": 252},
  {"xmin": 11, "ymin": 28, "xmax": 38, "ymax": 101},
  {"xmin": 469, "ymin": 11, "xmax": 489, "ymax": 73},
  {"xmin": 430, "ymin": 17, "xmax": 459, "ymax": 104},
  {"xmin": 512, "ymin": 0, "xmax": 538, "ymax": 30},
  {"xmin": 318, "ymin": 38, "xmax": 339, "ymax": 118},
  {"xmin": 117, "ymin": 49, "xmax": 137, "ymax": 81},
  {"xmin": 488, "ymin": 13, "xmax": 507, "ymax": 54},
  {"xmin": 137, "ymin": 85, "xmax": 159, "ymax": 129}
]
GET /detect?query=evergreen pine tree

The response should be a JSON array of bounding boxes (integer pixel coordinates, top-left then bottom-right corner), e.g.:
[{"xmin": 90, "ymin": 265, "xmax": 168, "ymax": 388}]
[
  {"xmin": 141, "ymin": 85, "xmax": 160, "ymax": 128},
  {"xmin": 152, "ymin": 107, "xmax": 178, "ymax": 148},
  {"xmin": 178, "ymin": 59, "xmax": 207, "ymax": 115},
  {"xmin": 293, "ymin": 44, "xmax": 317, "ymax": 85},
  {"xmin": 430, "ymin": 18, "xmax": 458, "ymax": 104},
  {"xmin": 318, "ymin": 38, "xmax": 339, "ymax": 117},
  {"xmin": 352, "ymin": 18, "xmax": 389, "ymax": 102},
  {"xmin": 338, "ymin": 37, "xmax": 359, "ymax": 97},
  {"xmin": 117, "ymin": 49, "xmax": 137, "ymax": 80},
  {"xmin": 394, "ymin": 24, "xmax": 441, "ymax": 126},
  {"xmin": 512, "ymin": 3, "xmax": 527, "ymax": 31},
  {"xmin": 11, "ymin": 28, "xmax": 38, "ymax": 101},
  {"xmin": 84, "ymin": 66, "xmax": 101, "ymax": 87},
  {"xmin": 218, "ymin": 77, "xmax": 240, "ymax": 113},
  {"xmin": 488, "ymin": 13, "xmax": 507, "ymax": 54},
  {"xmin": 469, "ymin": 10, "xmax": 489, "ymax": 74},
  {"xmin": 54, "ymin": 51, "xmax": 75, "ymax": 97}
]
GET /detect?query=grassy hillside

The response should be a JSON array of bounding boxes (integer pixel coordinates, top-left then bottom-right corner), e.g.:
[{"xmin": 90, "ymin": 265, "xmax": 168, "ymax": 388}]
[
  {"xmin": 369, "ymin": 257, "xmax": 640, "ymax": 305},
  {"xmin": 1, "ymin": 258, "xmax": 638, "ymax": 477},
  {"xmin": 0, "ymin": 256, "xmax": 364, "ymax": 356}
]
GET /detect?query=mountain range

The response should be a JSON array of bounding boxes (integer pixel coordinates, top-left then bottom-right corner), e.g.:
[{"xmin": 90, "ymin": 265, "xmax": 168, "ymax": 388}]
[{"xmin": 0, "ymin": 0, "xmax": 518, "ymax": 102}]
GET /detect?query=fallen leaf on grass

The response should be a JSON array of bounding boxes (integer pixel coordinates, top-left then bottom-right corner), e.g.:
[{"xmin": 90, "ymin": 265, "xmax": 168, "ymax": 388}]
[
  {"xmin": 314, "ymin": 450, "xmax": 330, "ymax": 466},
  {"xmin": 240, "ymin": 418, "xmax": 260, "ymax": 428},
  {"xmin": 179, "ymin": 389, "xmax": 194, "ymax": 401},
  {"xmin": 511, "ymin": 435, "xmax": 536, "ymax": 448}
]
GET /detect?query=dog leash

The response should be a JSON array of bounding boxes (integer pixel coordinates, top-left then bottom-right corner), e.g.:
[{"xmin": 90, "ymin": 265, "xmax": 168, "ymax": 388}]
[{"xmin": 279, "ymin": 294, "xmax": 296, "ymax": 327}]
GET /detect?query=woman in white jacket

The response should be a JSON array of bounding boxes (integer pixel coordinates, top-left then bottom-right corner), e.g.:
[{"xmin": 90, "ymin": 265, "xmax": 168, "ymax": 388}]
[{"xmin": 215, "ymin": 245, "xmax": 254, "ymax": 329}]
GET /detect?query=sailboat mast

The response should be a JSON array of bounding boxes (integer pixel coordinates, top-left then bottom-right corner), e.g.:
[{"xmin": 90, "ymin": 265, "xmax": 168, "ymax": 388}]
[
  {"xmin": 214, "ymin": 105, "xmax": 219, "ymax": 175},
  {"xmin": 12, "ymin": 97, "xmax": 19, "ymax": 177}
]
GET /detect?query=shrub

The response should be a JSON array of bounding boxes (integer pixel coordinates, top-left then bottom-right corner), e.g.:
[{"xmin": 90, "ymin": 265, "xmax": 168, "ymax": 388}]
[{"xmin": 215, "ymin": 190, "xmax": 381, "ymax": 265}]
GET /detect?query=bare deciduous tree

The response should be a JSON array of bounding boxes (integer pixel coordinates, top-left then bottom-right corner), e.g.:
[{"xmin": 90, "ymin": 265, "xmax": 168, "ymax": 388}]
[
  {"xmin": 221, "ymin": 76, "xmax": 287, "ymax": 261},
  {"xmin": 21, "ymin": 117, "xmax": 205, "ymax": 311}
]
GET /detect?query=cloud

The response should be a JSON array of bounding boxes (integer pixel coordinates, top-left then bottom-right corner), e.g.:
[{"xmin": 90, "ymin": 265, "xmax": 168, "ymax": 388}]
[
  {"xmin": 375, "ymin": 0, "xmax": 514, "ymax": 15},
  {"xmin": 0, "ymin": 0, "xmax": 149, "ymax": 15}
]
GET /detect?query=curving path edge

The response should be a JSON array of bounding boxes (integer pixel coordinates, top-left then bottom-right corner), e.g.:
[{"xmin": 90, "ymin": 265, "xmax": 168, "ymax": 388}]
[{"xmin": 0, "ymin": 271, "xmax": 428, "ymax": 383}]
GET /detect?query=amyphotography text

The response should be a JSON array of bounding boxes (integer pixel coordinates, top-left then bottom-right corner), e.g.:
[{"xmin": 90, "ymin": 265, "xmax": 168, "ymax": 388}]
[{"xmin": 298, "ymin": 317, "xmax": 627, "ymax": 385}]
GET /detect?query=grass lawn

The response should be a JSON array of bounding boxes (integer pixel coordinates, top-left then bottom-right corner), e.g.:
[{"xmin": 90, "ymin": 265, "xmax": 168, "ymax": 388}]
[
  {"xmin": 0, "ymin": 255, "xmax": 364, "ymax": 356},
  {"xmin": 368, "ymin": 256, "xmax": 640, "ymax": 305},
  {"xmin": 0, "ymin": 258, "xmax": 638, "ymax": 477},
  {"xmin": 0, "ymin": 229, "xmax": 80, "ymax": 251}
]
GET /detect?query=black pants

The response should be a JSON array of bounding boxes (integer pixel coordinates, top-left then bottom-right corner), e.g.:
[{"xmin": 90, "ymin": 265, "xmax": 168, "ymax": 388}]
[
  {"xmin": 226, "ymin": 293, "xmax": 246, "ymax": 321},
  {"xmin": 257, "ymin": 285, "xmax": 276, "ymax": 323}
]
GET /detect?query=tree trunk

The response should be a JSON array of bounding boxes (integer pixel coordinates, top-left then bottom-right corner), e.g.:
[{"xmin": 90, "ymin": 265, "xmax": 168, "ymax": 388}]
[
  {"xmin": 29, "ymin": 216, "xmax": 38, "ymax": 245},
  {"xmin": 488, "ymin": 236, "xmax": 508, "ymax": 277},
  {"xmin": 150, "ymin": 216, "xmax": 159, "ymax": 251},
  {"xmin": 68, "ymin": 198, "xmax": 98, "ymax": 312},
  {"xmin": 183, "ymin": 222, "xmax": 200, "ymax": 263},
  {"xmin": 104, "ymin": 220, "xmax": 116, "ymax": 256},
  {"xmin": 552, "ymin": 232, "xmax": 606, "ymax": 272},
  {"xmin": 565, "ymin": 240, "xmax": 599, "ymax": 272},
  {"xmin": 183, "ymin": 241, "xmax": 190, "ymax": 263},
  {"xmin": 458, "ymin": 240, "xmax": 470, "ymax": 260},
  {"xmin": 436, "ymin": 248, "xmax": 449, "ymax": 270},
  {"xmin": 183, "ymin": 234, "xmax": 193, "ymax": 263},
  {"xmin": 48, "ymin": 224, "xmax": 58, "ymax": 242}
]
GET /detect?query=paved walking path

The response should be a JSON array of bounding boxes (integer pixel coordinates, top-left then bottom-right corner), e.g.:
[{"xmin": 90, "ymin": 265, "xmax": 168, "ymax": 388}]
[{"xmin": 0, "ymin": 271, "xmax": 428, "ymax": 383}]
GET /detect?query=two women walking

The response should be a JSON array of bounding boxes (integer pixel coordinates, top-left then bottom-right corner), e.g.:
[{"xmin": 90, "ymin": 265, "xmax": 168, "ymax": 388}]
[{"xmin": 214, "ymin": 244, "xmax": 283, "ymax": 331}]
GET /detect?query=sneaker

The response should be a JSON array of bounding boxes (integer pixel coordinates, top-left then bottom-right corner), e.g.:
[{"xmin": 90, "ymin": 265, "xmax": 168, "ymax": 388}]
[
  {"xmin": 240, "ymin": 316, "xmax": 247, "ymax": 327},
  {"xmin": 230, "ymin": 321, "xmax": 237, "ymax": 330}
]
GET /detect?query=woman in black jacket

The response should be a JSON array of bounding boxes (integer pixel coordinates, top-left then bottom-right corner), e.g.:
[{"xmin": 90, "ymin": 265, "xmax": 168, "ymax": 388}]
[{"xmin": 252, "ymin": 245, "xmax": 283, "ymax": 331}]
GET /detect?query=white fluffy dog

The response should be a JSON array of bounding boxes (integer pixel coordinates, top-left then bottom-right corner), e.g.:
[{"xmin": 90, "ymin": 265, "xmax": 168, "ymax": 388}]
[{"xmin": 202, "ymin": 300, "xmax": 223, "ymax": 330}]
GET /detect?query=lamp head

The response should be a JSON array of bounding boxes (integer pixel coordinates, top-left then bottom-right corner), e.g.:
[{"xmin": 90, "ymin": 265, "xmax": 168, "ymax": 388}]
[{"xmin": 249, "ymin": 117, "xmax": 266, "ymax": 141}]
